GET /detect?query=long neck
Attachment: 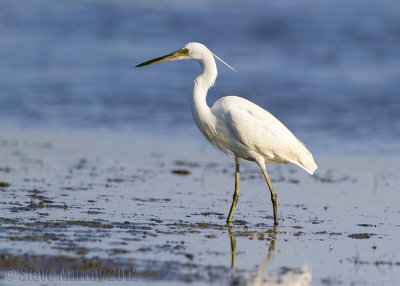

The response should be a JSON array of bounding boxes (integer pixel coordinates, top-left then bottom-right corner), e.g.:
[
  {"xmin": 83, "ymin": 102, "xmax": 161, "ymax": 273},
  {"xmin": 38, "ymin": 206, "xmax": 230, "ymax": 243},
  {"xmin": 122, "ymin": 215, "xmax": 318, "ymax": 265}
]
[{"xmin": 191, "ymin": 57, "xmax": 218, "ymax": 131}]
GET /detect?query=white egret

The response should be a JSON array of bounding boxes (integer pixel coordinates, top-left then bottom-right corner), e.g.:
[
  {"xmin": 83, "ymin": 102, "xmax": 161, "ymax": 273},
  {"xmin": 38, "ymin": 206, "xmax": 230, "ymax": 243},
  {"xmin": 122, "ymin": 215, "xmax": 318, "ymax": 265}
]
[{"xmin": 136, "ymin": 42, "xmax": 317, "ymax": 225}]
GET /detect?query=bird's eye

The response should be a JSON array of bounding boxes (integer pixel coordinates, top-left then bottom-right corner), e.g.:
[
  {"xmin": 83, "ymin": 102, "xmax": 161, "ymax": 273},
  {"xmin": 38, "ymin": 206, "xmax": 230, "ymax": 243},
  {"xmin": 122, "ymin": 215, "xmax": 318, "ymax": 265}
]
[{"xmin": 184, "ymin": 48, "xmax": 190, "ymax": 54}]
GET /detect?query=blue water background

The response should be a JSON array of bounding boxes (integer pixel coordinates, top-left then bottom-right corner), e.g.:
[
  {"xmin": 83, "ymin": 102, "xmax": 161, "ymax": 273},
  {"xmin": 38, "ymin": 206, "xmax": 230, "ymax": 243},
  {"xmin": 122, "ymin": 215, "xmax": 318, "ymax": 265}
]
[{"xmin": 1, "ymin": 0, "xmax": 399, "ymax": 154}]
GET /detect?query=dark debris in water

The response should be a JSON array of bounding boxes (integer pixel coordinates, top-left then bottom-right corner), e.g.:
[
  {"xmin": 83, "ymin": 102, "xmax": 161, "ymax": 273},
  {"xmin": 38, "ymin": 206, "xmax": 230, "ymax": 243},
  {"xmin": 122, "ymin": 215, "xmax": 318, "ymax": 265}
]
[
  {"xmin": 0, "ymin": 167, "xmax": 11, "ymax": 173},
  {"xmin": 231, "ymin": 220, "xmax": 247, "ymax": 226},
  {"xmin": 0, "ymin": 182, "xmax": 10, "ymax": 188},
  {"xmin": 329, "ymin": 232, "xmax": 342, "ymax": 236},
  {"xmin": 348, "ymin": 233, "xmax": 376, "ymax": 239},
  {"xmin": 293, "ymin": 231, "xmax": 306, "ymax": 237},
  {"xmin": 357, "ymin": 224, "xmax": 376, "ymax": 227},
  {"xmin": 132, "ymin": 197, "xmax": 171, "ymax": 203},
  {"xmin": 201, "ymin": 211, "xmax": 224, "ymax": 217},
  {"xmin": 170, "ymin": 222, "xmax": 225, "ymax": 230},
  {"xmin": 109, "ymin": 248, "xmax": 130, "ymax": 255},
  {"xmin": 87, "ymin": 210, "xmax": 104, "ymax": 215},
  {"xmin": 9, "ymin": 232, "xmax": 62, "ymax": 243},
  {"xmin": 23, "ymin": 219, "xmax": 114, "ymax": 229},
  {"xmin": 107, "ymin": 178, "xmax": 125, "ymax": 183},
  {"xmin": 10, "ymin": 202, "xmax": 67, "ymax": 212},
  {"xmin": 171, "ymin": 169, "xmax": 191, "ymax": 176},
  {"xmin": 349, "ymin": 255, "xmax": 400, "ymax": 267},
  {"xmin": 310, "ymin": 219, "xmax": 324, "ymax": 224}
]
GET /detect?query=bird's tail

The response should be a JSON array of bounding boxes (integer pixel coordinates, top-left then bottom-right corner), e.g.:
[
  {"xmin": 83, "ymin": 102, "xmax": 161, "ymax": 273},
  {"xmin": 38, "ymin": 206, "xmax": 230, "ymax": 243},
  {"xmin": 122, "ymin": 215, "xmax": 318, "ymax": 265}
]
[
  {"xmin": 290, "ymin": 156, "xmax": 317, "ymax": 175},
  {"xmin": 299, "ymin": 154, "xmax": 318, "ymax": 175},
  {"xmin": 288, "ymin": 142, "xmax": 318, "ymax": 175}
]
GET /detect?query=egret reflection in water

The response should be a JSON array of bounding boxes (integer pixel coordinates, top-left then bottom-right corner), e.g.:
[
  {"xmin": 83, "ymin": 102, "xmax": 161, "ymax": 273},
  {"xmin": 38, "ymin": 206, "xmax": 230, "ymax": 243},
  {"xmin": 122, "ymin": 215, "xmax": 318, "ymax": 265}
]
[{"xmin": 229, "ymin": 226, "xmax": 311, "ymax": 286}]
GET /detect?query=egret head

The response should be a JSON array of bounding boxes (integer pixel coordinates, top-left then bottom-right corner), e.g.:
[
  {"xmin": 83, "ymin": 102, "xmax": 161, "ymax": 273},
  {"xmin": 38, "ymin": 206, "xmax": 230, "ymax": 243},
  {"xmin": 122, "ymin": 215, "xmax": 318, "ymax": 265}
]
[
  {"xmin": 135, "ymin": 43, "xmax": 197, "ymax": 68},
  {"xmin": 136, "ymin": 42, "xmax": 235, "ymax": 71}
]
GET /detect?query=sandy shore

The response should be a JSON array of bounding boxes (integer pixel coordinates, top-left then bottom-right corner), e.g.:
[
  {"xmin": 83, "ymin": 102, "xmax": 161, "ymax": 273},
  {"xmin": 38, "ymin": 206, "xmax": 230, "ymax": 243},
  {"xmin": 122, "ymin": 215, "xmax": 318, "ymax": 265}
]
[{"xmin": 0, "ymin": 130, "xmax": 399, "ymax": 285}]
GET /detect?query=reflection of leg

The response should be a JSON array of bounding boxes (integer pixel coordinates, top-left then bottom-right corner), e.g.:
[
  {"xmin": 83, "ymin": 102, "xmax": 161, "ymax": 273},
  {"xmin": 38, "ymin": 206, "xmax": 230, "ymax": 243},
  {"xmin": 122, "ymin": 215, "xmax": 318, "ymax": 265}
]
[
  {"xmin": 261, "ymin": 167, "xmax": 279, "ymax": 225},
  {"xmin": 254, "ymin": 226, "xmax": 278, "ymax": 285},
  {"xmin": 227, "ymin": 158, "xmax": 241, "ymax": 224},
  {"xmin": 228, "ymin": 226, "xmax": 237, "ymax": 268},
  {"xmin": 267, "ymin": 225, "xmax": 277, "ymax": 260}
]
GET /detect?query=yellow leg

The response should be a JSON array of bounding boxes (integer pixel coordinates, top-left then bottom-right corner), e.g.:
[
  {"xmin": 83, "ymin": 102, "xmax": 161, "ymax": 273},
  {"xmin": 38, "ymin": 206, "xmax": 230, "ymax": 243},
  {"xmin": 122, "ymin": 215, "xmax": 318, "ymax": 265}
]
[
  {"xmin": 261, "ymin": 167, "xmax": 279, "ymax": 225},
  {"xmin": 227, "ymin": 158, "xmax": 241, "ymax": 224}
]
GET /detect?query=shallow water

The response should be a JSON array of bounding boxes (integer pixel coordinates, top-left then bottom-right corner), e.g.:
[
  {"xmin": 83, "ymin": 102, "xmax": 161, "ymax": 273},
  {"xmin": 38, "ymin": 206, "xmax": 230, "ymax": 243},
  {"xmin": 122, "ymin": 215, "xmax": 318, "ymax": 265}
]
[{"xmin": 0, "ymin": 131, "xmax": 399, "ymax": 285}]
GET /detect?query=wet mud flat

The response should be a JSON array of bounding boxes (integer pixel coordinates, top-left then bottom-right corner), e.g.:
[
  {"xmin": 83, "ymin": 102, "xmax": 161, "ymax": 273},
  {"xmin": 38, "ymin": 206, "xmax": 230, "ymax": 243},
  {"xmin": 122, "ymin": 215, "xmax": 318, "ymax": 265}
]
[{"xmin": 0, "ymin": 131, "xmax": 399, "ymax": 285}]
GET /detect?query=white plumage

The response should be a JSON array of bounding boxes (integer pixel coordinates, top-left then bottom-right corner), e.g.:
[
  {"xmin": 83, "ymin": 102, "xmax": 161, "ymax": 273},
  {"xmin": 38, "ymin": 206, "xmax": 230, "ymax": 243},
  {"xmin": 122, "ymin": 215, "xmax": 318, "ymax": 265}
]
[
  {"xmin": 208, "ymin": 95, "xmax": 316, "ymax": 174},
  {"xmin": 136, "ymin": 42, "xmax": 317, "ymax": 225}
]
